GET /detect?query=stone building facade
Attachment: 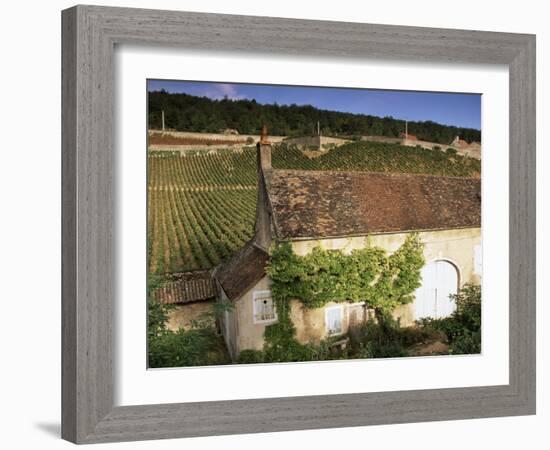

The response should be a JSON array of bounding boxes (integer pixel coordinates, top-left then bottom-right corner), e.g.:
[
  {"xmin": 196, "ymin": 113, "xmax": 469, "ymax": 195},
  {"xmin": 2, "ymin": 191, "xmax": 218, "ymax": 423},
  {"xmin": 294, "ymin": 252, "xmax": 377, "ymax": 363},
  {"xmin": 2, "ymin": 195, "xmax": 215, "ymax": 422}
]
[{"xmin": 214, "ymin": 141, "xmax": 481, "ymax": 360}]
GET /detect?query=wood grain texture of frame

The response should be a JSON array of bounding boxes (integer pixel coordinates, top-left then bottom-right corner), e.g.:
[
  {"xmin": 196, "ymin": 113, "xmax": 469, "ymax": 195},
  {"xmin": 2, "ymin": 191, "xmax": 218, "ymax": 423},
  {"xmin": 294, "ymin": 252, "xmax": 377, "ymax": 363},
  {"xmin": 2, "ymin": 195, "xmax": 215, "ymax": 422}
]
[{"xmin": 61, "ymin": 5, "xmax": 536, "ymax": 444}]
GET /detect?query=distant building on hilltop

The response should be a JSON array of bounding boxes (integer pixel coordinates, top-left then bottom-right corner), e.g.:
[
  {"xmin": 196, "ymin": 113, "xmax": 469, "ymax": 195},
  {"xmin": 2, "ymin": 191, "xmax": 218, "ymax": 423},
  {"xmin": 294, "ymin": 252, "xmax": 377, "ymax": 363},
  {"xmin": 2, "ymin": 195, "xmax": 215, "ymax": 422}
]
[
  {"xmin": 452, "ymin": 135, "xmax": 470, "ymax": 148},
  {"xmin": 399, "ymin": 132, "xmax": 418, "ymax": 141},
  {"xmin": 451, "ymin": 136, "xmax": 482, "ymax": 158},
  {"xmin": 283, "ymin": 135, "xmax": 350, "ymax": 155}
]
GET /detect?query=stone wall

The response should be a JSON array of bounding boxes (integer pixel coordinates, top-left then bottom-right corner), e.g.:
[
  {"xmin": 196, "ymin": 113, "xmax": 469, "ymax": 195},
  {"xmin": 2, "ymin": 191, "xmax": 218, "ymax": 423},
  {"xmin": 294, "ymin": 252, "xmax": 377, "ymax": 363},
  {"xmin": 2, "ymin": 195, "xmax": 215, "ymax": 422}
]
[
  {"xmin": 292, "ymin": 228, "xmax": 482, "ymax": 329},
  {"xmin": 401, "ymin": 138, "xmax": 481, "ymax": 159},
  {"xmin": 165, "ymin": 300, "xmax": 214, "ymax": 331},
  {"xmin": 225, "ymin": 228, "xmax": 481, "ymax": 356},
  {"xmin": 283, "ymin": 135, "xmax": 350, "ymax": 152},
  {"xmin": 149, "ymin": 129, "xmax": 286, "ymax": 143},
  {"xmin": 233, "ymin": 277, "xmax": 273, "ymax": 352}
]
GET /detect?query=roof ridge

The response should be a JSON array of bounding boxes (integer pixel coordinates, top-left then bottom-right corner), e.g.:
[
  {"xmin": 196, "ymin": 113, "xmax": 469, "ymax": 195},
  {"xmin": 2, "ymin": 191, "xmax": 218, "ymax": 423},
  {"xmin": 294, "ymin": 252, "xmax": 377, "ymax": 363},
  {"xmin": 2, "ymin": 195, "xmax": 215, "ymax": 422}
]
[
  {"xmin": 272, "ymin": 168, "xmax": 481, "ymax": 181},
  {"xmin": 214, "ymin": 241, "xmax": 270, "ymax": 301},
  {"xmin": 250, "ymin": 240, "xmax": 269, "ymax": 254}
]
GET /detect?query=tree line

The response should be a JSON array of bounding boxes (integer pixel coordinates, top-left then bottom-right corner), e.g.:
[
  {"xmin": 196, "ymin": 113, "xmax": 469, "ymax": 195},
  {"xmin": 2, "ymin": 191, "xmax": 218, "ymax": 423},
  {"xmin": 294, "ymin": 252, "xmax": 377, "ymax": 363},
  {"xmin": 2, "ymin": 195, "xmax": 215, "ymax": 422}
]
[{"xmin": 148, "ymin": 90, "xmax": 481, "ymax": 144}]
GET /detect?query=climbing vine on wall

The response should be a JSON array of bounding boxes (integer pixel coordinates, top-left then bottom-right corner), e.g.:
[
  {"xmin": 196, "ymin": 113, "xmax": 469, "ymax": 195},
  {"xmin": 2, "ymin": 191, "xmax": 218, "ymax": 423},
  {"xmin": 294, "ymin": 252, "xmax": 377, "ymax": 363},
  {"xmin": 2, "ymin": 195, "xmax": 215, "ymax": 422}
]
[
  {"xmin": 267, "ymin": 233, "xmax": 425, "ymax": 311},
  {"xmin": 259, "ymin": 234, "xmax": 425, "ymax": 361}
]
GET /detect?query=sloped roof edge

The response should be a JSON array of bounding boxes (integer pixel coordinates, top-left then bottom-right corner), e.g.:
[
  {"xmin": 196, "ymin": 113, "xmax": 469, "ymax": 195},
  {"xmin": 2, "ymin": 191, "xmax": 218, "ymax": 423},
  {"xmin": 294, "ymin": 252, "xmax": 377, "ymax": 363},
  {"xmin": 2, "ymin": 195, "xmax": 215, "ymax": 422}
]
[{"xmin": 213, "ymin": 241, "xmax": 269, "ymax": 301}]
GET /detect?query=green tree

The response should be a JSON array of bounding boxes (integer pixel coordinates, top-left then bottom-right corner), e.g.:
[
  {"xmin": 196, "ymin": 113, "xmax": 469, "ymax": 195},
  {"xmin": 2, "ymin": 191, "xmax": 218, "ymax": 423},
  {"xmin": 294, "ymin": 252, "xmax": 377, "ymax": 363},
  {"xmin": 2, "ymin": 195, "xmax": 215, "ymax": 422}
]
[{"xmin": 147, "ymin": 91, "xmax": 481, "ymax": 143}]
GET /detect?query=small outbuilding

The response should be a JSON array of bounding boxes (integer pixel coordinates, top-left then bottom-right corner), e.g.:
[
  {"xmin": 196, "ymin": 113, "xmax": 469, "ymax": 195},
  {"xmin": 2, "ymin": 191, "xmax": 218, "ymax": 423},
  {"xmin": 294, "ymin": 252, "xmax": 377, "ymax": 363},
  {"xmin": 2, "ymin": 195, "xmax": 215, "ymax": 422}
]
[{"xmin": 154, "ymin": 270, "xmax": 216, "ymax": 331}]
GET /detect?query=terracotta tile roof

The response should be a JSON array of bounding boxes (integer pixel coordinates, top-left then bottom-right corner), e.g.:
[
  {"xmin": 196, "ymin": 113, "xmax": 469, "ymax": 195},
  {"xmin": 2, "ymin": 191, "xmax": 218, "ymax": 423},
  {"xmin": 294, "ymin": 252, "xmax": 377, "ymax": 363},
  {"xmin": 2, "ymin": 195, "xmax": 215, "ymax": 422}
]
[
  {"xmin": 154, "ymin": 270, "xmax": 215, "ymax": 305},
  {"xmin": 214, "ymin": 242, "xmax": 269, "ymax": 301},
  {"xmin": 266, "ymin": 170, "xmax": 481, "ymax": 240}
]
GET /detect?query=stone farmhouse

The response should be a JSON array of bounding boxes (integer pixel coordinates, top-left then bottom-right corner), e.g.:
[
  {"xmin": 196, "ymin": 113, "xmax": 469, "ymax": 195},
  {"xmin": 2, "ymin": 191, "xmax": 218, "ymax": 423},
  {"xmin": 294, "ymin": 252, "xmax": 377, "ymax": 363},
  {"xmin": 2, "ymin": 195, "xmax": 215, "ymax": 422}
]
[
  {"xmin": 210, "ymin": 137, "xmax": 481, "ymax": 360},
  {"xmin": 154, "ymin": 134, "xmax": 482, "ymax": 360}
]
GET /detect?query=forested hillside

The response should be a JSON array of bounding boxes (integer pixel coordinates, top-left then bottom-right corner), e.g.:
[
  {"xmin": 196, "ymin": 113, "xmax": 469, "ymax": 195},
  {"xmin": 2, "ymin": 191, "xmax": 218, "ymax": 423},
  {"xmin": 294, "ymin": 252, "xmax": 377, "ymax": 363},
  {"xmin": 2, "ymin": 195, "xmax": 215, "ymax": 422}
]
[{"xmin": 148, "ymin": 90, "xmax": 481, "ymax": 145}]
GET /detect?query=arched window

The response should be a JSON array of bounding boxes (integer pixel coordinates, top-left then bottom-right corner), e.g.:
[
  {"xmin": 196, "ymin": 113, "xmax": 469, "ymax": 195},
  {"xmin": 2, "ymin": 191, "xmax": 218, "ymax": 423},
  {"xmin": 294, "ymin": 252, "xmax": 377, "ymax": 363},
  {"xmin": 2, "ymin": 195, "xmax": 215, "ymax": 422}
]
[{"xmin": 414, "ymin": 260, "xmax": 459, "ymax": 320}]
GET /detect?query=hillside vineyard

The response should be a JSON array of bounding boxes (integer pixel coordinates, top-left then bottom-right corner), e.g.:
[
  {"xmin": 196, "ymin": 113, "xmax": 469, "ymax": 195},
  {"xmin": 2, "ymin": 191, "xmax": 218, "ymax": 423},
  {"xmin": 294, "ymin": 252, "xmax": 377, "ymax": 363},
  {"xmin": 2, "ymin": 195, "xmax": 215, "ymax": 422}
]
[{"xmin": 147, "ymin": 141, "xmax": 481, "ymax": 274}]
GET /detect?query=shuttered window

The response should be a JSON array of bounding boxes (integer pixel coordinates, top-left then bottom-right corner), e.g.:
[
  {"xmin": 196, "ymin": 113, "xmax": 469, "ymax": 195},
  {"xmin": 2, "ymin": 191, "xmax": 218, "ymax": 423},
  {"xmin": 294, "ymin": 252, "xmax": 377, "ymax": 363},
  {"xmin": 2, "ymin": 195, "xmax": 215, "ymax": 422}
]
[
  {"xmin": 474, "ymin": 244, "xmax": 482, "ymax": 275},
  {"xmin": 253, "ymin": 291, "xmax": 277, "ymax": 324},
  {"xmin": 325, "ymin": 305, "xmax": 344, "ymax": 336}
]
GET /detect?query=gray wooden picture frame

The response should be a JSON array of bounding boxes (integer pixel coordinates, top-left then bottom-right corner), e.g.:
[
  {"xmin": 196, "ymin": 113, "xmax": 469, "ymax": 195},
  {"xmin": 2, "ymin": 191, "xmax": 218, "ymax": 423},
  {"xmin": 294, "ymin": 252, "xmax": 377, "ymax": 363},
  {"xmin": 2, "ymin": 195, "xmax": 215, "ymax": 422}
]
[{"xmin": 61, "ymin": 4, "xmax": 536, "ymax": 444}]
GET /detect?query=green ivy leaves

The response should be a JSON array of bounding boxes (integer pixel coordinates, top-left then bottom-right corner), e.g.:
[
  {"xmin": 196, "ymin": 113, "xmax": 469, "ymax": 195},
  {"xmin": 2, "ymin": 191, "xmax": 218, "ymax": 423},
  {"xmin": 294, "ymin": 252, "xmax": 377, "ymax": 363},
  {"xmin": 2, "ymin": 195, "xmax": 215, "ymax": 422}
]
[
  {"xmin": 267, "ymin": 233, "xmax": 425, "ymax": 313},
  {"xmin": 259, "ymin": 234, "xmax": 425, "ymax": 359}
]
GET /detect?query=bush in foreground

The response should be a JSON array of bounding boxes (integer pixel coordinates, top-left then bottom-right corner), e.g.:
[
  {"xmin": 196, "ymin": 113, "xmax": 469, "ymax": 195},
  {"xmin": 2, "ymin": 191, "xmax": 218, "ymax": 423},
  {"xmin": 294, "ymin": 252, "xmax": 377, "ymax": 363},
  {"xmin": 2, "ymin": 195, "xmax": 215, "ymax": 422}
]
[
  {"xmin": 147, "ymin": 281, "xmax": 231, "ymax": 368},
  {"xmin": 149, "ymin": 327, "xmax": 230, "ymax": 368},
  {"xmin": 417, "ymin": 284, "xmax": 481, "ymax": 354}
]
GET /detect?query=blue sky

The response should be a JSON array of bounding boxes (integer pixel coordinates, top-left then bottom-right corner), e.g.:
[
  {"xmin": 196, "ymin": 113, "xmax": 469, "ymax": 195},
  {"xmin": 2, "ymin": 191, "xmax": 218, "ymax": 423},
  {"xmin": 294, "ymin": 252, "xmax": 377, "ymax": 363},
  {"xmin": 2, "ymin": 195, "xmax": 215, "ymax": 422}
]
[{"xmin": 147, "ymin": 79, "xmax": 481, "ymax": 130}]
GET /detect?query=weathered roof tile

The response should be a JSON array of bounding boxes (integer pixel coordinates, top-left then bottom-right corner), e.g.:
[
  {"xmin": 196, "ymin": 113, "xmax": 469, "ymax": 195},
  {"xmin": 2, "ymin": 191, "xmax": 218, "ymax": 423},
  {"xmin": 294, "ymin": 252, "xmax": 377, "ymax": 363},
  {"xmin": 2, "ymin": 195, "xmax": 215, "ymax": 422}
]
[
  {"xmin": 154, "ymin": 270, "xmax": 215, "ymax": 305},
  {"xmin": 267, "ymin": 170, "xmax": 481, "ymax": 239},
  {"xmin": 214, "ymin": 242, "xmax": 269, "ymax": 301}
]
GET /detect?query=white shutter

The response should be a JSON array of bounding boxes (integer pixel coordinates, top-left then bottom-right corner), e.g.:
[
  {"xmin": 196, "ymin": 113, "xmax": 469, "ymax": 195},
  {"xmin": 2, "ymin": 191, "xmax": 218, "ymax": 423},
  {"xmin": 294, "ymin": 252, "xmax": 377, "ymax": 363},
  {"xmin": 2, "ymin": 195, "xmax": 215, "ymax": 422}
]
[
  {"xmin": 414, "ymin": 260, "xmax": 459, "ymax": 320},
  {"xmin": 253, "ymin": 291, "xmax": 277, "ymax": 323},
  {"xmin": 435, "ymin": 260, "xmax": 458, "ymax": 318},
  {"xmin": 414, "ymin": 263, "xmax": 437, "ymax": 320},
  {"xmin": 474, "ymin": 244, "xmax": 482, "ymax": 275},
  {"xmin": 325, "ymin": 306, "xmax": 343, "ymax": 336}
]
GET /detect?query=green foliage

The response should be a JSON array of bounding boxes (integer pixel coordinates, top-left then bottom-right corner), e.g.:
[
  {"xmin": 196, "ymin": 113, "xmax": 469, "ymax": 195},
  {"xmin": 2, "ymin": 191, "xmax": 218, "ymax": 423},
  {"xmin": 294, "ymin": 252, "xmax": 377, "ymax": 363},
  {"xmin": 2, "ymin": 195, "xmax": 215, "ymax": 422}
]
[
  {"xmin": 147, "ymin": 275, "xmax": 232, "ymax": 367},
  {"xmin": 147, "ymin": 275, "xmax": 173, "ymax": 339},
  {"xmin": 358, "ymin": 339, "xmax": 408, "ymax": 359},
  {"xmin": 148, "ymin": 141, "xmax": 479, "ymax": 275},
  {"xmin": 148, "ymin": 90, "xmax": 481, "ymax": 144},
  {"xmin": 450, "ymin": 330, "xmax": 481, "ymax": 354},
  {"xmin": 236, "ymin": 283, "xmax": 481, "ymax": 363},
  {"xmin": 349, "ymin": 315, "xmax": 446, "ymax": 359},
  {"xmin": 237, "ymin": 349, "xmax": 265, "ymax": 364},
  {"xmin": 351, "ymin": 318, "xmax": 407, "ymax": 358},
  {"xmin": 252, "ymin": 234, "xmax": 425, "ymax": 362},
  {"xmin": 238, "ymin": 340, "xmax": 338, "ymax": 364},
  {"xmin": 266, "ymin": 233, "xmax": 425, "ymax": 313},
  {"xmin": 148, "ymin": 311, "xmax": 231, "ymax": 368},
  {"xmin": 446, "ymin": 147, "xmax": 458, "ymax": 155},
  {"xmin": 260, "ymin": 291, "xmax": 317, "ymax": 362},
  {"xmin": 212, "ymin": 299, "xmax": 235, "ymax": 320},
  {"xmin": 417, "ymin": 284, "xmax": 481, "ymax": 354},
  {"xmin": 148, "ymin": 327, "xmax": 230, "ymax": 368},
  {"xmin": 453, "ymin": 283, "xmax": 482, "ymax": 331},
  {"xmin": 273, "ymin": 142, "xmax": 480, "ymax": 178}
]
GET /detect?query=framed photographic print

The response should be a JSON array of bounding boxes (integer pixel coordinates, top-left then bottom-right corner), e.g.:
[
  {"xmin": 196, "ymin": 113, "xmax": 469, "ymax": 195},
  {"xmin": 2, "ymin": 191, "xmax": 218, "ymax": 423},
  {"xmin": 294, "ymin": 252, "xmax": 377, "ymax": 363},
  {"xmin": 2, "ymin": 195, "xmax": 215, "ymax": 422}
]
[{"xmin": 61, "ymin": 5, "xmax": 536, "ymax": 444}]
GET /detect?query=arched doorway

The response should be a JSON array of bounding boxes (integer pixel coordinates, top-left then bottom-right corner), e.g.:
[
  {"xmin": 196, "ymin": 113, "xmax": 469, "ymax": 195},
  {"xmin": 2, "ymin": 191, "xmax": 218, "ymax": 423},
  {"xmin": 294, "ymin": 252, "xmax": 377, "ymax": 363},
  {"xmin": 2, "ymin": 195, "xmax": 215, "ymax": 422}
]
[{"xmin": 414, "ymin": 260, "xmax": 459, "ymax": 320}]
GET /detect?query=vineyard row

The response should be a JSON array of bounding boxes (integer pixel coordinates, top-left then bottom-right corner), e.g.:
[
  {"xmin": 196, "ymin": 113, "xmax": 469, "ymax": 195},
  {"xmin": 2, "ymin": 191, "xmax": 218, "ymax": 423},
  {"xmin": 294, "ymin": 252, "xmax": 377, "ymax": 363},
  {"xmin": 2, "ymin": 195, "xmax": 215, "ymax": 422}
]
[{"xmin": 148, "ymin": 141, "xmax": 481, "ymax": 274}]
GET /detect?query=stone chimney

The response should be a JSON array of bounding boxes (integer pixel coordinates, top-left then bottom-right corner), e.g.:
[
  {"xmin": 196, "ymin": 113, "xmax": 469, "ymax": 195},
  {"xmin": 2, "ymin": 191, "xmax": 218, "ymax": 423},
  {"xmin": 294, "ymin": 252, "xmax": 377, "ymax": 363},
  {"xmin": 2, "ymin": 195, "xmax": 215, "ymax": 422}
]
[
  {"xmin": 254, "ymin": 125, "xmax": 273, "ymax": 250},
  {"xmin": 257, "ymin": 124, "xmax": 272, "ymax": 173}
]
